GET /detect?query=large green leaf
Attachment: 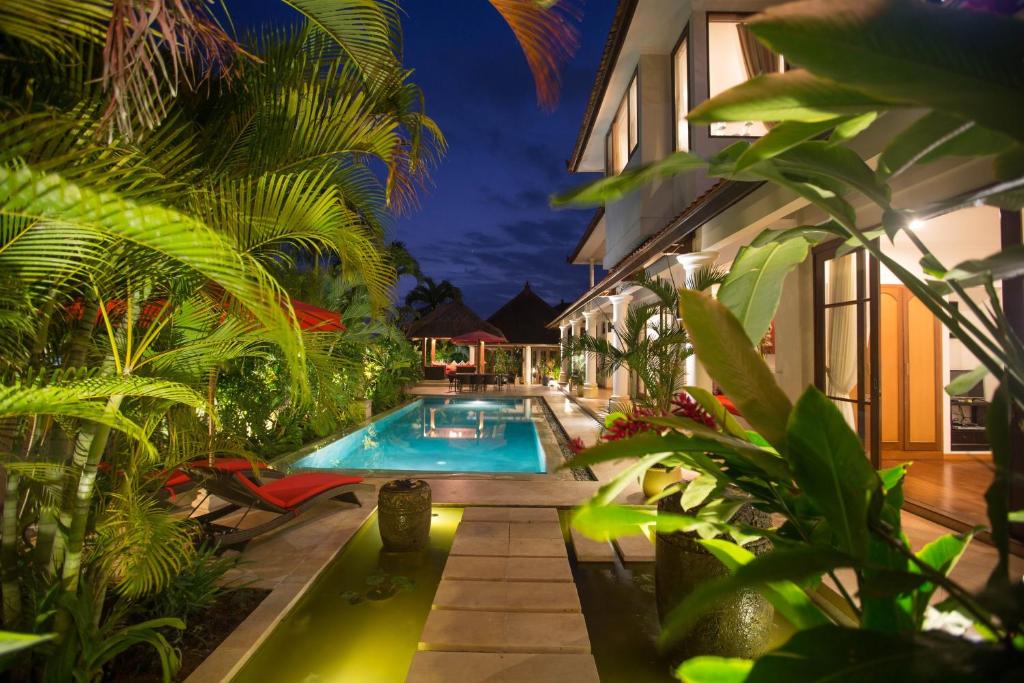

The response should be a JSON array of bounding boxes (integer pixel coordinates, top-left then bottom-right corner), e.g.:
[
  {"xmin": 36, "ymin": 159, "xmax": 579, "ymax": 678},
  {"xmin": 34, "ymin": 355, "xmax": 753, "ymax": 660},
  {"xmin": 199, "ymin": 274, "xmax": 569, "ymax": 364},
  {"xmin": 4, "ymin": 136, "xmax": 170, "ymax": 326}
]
[
  {"xmin": 940, "ymin": 246, "xmax": 1024, "ymax": 288},
  {"xmin": 678, "ymin": 290, "xmax": 792, "ymax": 447},
  {"xmin": 773, "ymin": 141, "xmax": 890, "ymax": 206},
  {"xmin": 785, "ymin": 387, "xmax": 879, "ymax": 559},
  {"xmin": 747, "ymin": 0, "xmax": 1024, "ymax": 143},
  {"xmin": 688, "ymin": 69, "xmax": 894, "ymax": 124},
  {"xmin": 718, "ymin": 238, "xmax": 809, "ymax": 345},
  {"xmin": 700, "ymin": 539, "xmax": 830, "ymax": 630},
  {"xmin": 734, "ymin": 118, "xmax": 849, "ymax": 171},
  {"xmin": 906, "ymin": 531, "xmax": 975, "ymax": 626},
  {"xmin": 551, "ymin": 151, "xmax": 707, "ymax": 207},
  {"xmin": 677, "ymin": 657, "xmax": 753, "ymax": 683}
]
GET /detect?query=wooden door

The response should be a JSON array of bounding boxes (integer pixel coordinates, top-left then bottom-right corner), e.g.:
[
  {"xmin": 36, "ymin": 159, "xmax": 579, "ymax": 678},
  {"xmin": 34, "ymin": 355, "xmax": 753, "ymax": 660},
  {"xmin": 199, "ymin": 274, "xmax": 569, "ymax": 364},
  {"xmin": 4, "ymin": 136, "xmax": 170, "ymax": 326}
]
[{"xmin": 880, "ymin": 285, "xmax": 942, "ymax": 452}]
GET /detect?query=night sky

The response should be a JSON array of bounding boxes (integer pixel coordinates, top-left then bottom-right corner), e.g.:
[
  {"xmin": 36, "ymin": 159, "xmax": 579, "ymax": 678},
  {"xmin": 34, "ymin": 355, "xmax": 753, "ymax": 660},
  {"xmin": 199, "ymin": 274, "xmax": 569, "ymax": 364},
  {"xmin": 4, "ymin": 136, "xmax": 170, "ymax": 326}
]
[{"xmin": 228, "ymin": 1, "xmax": 615, "ymax": 316}]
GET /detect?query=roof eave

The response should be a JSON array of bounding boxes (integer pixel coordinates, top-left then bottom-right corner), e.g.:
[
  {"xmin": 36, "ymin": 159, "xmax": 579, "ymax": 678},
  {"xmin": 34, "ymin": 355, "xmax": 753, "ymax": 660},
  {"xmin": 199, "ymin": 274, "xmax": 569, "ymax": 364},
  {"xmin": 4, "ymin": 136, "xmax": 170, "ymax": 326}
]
[{"xmin": 566, "ymin": 0, "xmax": 640, "ymax": 174}]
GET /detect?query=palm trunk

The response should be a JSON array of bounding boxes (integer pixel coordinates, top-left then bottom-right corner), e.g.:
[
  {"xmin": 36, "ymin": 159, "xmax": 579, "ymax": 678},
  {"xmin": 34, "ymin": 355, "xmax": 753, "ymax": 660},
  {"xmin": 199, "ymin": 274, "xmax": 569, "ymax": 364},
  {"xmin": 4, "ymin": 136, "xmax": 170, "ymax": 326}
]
[
  {"xmin": 35, "ymin": 297, "xmax": 101, "ymax": 575},
  {"xmin": 53, "ymin": 394, "xmax": 123, "ymax": 639},
  {"xmin": 207, "ymin": 369, "xmax": 217, "ymax": 466},
  {"xmin": 1, "ymin": 469, "xmax": 21, "ymax": 629}
]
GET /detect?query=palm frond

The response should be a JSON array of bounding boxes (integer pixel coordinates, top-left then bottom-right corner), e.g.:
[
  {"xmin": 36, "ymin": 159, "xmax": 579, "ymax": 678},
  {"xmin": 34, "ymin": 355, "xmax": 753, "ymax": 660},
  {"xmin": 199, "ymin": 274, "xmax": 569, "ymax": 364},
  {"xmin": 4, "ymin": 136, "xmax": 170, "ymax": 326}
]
[{"xmin": 488, "ymin": 0, "xmax": 582, "ymax": 109}]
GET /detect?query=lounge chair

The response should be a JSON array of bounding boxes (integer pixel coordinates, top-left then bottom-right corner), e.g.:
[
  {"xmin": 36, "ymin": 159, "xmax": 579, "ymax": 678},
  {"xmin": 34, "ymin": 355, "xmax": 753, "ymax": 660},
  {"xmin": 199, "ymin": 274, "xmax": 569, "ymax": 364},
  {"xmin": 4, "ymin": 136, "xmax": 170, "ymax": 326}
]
[{"xmin": 188, "ymin": 460, "xmax": 372, "ymax": 547}]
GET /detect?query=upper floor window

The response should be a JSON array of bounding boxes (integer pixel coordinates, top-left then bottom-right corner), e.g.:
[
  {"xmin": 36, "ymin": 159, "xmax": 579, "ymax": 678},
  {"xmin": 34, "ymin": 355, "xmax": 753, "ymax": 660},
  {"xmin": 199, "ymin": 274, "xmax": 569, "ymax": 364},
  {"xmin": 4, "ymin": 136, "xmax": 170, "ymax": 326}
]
[
  {"xmin": 673, "ymin": 31, "xmax": 689, "ymax": 151},
  {"xmin": 708, "ymin": 13, "xmax": 783, "ymax": 137},
  {"xmin": 606, "ymin": 72, "xmax": 639, "ymax": 174}
]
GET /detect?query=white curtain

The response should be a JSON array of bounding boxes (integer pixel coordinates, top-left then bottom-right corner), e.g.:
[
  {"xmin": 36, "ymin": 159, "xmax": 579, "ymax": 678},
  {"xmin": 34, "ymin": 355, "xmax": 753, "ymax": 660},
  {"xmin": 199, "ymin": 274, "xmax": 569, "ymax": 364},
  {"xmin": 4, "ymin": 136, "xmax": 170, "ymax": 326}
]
[{"xmin": 826, "ymin": 256, "xmax": 858, "ymax": 428}]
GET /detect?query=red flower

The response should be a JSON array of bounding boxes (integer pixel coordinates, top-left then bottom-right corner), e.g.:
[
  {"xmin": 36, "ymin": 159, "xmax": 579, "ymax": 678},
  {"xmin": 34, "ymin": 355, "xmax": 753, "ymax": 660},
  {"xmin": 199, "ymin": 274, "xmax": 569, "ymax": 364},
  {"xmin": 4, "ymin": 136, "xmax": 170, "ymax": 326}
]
[
  {"xmin": 671, "ymin": 392, "xmax": 717, "ymax": 429},
  {"xmin": 603, "ymin": 392, "xmax": 717, "ymax": 441},
  {"xmin": 568, "ymin": 436, "xmax": 586, "ymax": 454}
]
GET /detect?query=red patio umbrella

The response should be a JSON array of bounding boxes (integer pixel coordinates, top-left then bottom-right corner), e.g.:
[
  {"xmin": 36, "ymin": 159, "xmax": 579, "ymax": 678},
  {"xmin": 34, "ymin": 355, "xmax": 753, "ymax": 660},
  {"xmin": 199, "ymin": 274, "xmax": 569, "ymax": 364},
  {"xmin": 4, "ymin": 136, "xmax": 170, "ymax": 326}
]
[
  {"xmin": 68, "ymin": 297, "xmax": 345, "ymax": 333},
  {"xmin": 450, "ymin": 330, "xmax": 507, "ymax": 345}
]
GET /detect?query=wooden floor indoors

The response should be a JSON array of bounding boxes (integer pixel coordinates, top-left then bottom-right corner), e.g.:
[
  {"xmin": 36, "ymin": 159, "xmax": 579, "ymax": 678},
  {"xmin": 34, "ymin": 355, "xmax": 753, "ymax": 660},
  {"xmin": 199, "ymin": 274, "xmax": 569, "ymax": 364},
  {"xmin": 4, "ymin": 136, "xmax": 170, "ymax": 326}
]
[{"xmin": 881, "ymin": 452, "xmax": 993, "ymax": 528}]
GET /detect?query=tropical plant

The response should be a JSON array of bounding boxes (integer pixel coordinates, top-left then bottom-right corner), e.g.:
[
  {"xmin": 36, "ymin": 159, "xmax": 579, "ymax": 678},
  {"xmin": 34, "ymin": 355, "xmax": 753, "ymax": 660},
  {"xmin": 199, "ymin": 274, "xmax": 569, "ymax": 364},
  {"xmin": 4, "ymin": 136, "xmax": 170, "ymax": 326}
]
[
  {"xmin": 404, "ymin": 277, "xmax": 464, "ymax": 316},
  {"xmin": 558, "ymin": 0, "xmax": 1024, "ymax": 680},
  {"xmin": 567, "ymin": 267, "xmax": 725, "ymax": 413}
]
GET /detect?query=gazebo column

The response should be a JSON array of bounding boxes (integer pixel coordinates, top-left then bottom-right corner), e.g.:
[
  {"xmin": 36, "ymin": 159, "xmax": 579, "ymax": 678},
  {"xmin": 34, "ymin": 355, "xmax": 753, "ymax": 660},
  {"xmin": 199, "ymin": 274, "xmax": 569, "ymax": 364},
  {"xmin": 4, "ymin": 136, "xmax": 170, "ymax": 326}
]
[
  {"xmin": 570, "ymin": 317, "xmax": 583, "ymax": 390},
  {"xmin": 523, "ymin": 345, "xmax": 533, "ymax": 385},
  {"xmin": 478, "ymin": 340, "xmax": 486, "ymax": 373},
  {"xmin": 421, "ymin": 338, "xmax": 428, "ymax": 367},
  {"xmin": 468, "ymin": 344, "xmax": 476, "ymax": 365},
  {"xmin": 607, "ymin": 294, "xmax": 633, "ymax": 403},
  {"xmin": 677, "ymin": 251, "xmax": 720, "ymax": 389},
  {"xmin": 582, "ymin": 310, "xmax": 599, "ymax": 398},
  {"xmin": 430, "ymin": 338, "xmax": 436, "ymax": 364},
  {"xmin": 558, "ymin": 323, "xmax": 570, "ymax": 384}
]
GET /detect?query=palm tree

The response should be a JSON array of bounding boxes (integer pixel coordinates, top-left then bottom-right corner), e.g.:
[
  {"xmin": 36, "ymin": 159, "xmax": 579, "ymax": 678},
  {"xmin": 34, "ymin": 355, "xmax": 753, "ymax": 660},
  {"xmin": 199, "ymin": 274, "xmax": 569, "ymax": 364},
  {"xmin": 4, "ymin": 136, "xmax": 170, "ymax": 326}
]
[
  {"xmin": 405, "ymin": 277, "xmax": 463, "ymax": 316},
  {"xmin": 567, "ymin": 266, "xmax": 726, "ymax": 413}
]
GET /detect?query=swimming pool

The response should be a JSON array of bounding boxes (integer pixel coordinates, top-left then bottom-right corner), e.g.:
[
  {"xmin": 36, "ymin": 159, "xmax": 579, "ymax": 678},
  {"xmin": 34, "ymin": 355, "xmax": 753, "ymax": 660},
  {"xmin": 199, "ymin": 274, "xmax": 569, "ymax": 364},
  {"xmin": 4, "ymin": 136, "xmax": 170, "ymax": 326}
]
[{"xmin": 290, "ymin": 397, "xmax": 546, "ymax": 473}]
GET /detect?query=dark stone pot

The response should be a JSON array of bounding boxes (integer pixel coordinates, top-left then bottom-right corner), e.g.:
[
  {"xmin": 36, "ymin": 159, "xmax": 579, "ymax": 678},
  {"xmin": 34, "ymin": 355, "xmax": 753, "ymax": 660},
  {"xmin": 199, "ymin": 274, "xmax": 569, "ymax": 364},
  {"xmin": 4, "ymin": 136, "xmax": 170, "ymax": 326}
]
[
  {"xmin": 378, "ymin": 479, "xmax": 431, "ymax": 552},
  {"xmin": 656, "ymin": 485, "xmax": 774, "ymax": 663}
]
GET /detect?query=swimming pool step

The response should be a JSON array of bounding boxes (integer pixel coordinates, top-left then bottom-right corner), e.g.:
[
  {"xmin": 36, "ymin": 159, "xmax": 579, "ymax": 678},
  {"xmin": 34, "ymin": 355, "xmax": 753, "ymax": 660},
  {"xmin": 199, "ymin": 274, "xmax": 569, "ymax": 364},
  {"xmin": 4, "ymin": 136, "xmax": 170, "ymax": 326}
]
[
  {"xmin": 441, "ymin": 555, "xmax": 573, "ymax": 583},
  {"xmin": 406, "ymin": 652, "xmax": 599, "ymax": 682},
  {"xmin": 433, "ymin": 579, "xmax": 581, "ymax": 613},
  {"xmin": 419, "ymin": 610, "xmax": 591, "ymax": 654}
]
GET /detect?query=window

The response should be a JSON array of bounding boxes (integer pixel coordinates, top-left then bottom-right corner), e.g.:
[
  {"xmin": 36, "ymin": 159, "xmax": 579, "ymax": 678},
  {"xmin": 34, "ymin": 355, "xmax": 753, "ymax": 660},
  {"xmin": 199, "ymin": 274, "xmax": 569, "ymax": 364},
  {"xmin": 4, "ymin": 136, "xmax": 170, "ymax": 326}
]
[
  {"xmin": 605, "ymin": 72, "xmax": 639, "ymax": 174},
  {"xmin": 673, "ymin": 32, "xmax": 689, "ymax": 151},
  {"xmin": 708, "ymin": 13, "xmax": 783, "ymax": 137}
]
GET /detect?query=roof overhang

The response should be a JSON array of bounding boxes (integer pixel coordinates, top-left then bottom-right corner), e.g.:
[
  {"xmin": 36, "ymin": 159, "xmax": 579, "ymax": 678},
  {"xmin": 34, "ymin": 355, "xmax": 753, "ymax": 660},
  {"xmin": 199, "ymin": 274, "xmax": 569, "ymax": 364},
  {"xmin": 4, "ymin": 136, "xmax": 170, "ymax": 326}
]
[
  {"xmin": 568, "ymin": 208, "xmax": 606, "ymax": 265},
  {"xmin": 568, "ymin": 0, "xmax": 692, "ymax": 173},
  {"xmin": 550, "ymin": 180, "xmax": 762, "ymax": 326}
]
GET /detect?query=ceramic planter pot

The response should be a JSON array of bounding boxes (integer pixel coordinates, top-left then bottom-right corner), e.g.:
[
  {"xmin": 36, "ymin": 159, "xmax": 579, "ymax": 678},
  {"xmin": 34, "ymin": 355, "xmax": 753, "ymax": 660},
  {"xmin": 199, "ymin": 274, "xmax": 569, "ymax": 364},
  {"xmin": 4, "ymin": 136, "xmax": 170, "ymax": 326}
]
[
  {"xmin": 641, "ymin": 466, "xmax": 684, "ymax": 499},
  {"xmin": 656, "ymin": 484, "xmax": 774, "ymax": 663},
  {"xmin": 378, "ymin": 479, "xmax": 431, "ymax": 552}
]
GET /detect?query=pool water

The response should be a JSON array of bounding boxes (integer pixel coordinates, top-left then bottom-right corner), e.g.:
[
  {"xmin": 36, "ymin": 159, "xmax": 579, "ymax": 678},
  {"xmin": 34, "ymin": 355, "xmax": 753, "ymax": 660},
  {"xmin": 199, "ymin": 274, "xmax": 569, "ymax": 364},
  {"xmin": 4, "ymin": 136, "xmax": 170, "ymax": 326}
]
[{"xmin": 291, "ymin": 398, "xmax": 545, "ymax": 474}]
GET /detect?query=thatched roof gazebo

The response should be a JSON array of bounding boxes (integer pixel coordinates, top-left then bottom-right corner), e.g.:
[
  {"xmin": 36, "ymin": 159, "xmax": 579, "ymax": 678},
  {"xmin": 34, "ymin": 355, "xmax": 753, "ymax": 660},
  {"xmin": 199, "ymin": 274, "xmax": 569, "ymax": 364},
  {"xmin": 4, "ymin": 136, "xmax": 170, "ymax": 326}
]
[
  {"xmin": 486, "ymin": 282, "xmax": 562, "ymax": 386},
  {"xmin": 407, "ymin": 301, "xmax": 504, "ymax": 340},
  {"xmin": 407, "ymin": 301, "xmax": 506, "ymax": 376},
  {"xmin": 487, "ymin": 282, "xmax": 559, "ymax": 345}
]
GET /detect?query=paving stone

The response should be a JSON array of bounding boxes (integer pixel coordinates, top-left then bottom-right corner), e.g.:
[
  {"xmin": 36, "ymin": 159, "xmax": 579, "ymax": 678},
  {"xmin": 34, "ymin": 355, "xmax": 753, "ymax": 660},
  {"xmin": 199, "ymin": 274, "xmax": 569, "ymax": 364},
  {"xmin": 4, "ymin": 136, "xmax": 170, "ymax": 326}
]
[
  {"xmin": 456, "ymin": 521, "xmax": 510, "ymax": 539},
  {"xmin": 406, "ymin": 652, "xmax": 600, "ymax": 683},
  {"xmin": 505, "ymin": 557, "xmax": 573, "ymax": 582},
  {"xmin": 442, "ymin": 555, "xmax": 507, "ymax": 581},
  {"xmin": 570, "ymin": 527, "xmax": 617, "ymax": 562},
  {"xmin": 443, "ymin": 555, "xmax": 573, "ymax": 582},
  {"xmin": 508, "ymin": 537, "xmax": 568, "ymax": 558},
  {"xmin": 450, "ymin": 534, "xmax": 509, "ymax": 557},
  {"xmin": 462, "ymin": 507, "xmax": 560, "ymax": 523},
  {"xmin": 508, "ymin": 521, "xmax": 563, "ymax": 539},
  {"xmin": 614, "ymin": 532, "xmax": 656, "ymax": 562},
  {"xmin": 433, "ymin": 579, "xmax": 581, "ymax": 612},
  {"xmin": 420, "ymin": 610, "xmax": 590, "ymax": 654}
]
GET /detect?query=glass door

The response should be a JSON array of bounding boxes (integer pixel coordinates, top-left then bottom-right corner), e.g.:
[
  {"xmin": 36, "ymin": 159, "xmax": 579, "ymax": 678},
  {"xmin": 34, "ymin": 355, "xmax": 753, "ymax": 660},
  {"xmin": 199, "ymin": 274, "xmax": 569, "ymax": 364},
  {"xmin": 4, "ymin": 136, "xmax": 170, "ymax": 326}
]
[{"xmin": 813, "ymin": 242, "xmax": 881, "ymax": 465}]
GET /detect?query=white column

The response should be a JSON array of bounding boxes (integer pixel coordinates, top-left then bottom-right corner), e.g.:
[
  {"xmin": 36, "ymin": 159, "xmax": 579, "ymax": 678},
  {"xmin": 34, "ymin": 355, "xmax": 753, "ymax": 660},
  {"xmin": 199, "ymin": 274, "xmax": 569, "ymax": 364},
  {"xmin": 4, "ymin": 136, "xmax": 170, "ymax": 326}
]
[
  {"xmin": 570, "ymin": 317, "xmax": 583, "ymax": 389},
  {"xmin": 523, "ymin": 345, "xmax": 533, "ymax": 385},
  {"xmin": 582, "ymin": 310, "xmax": 599, "ymax": 397},
  {"xmin": 558, "ymin": 323, "xmax": 570, "ymax": 384},
  {"xmin": 607, "ymin": 294, "xmax": 633, "ymax": 401},
  {"xmin": 677, "ymin": 251, "xmax": 720, "ymax": 388},
  {"xmin": 468, "ymin": 345, "xmax": 476, "ymax": 365}
]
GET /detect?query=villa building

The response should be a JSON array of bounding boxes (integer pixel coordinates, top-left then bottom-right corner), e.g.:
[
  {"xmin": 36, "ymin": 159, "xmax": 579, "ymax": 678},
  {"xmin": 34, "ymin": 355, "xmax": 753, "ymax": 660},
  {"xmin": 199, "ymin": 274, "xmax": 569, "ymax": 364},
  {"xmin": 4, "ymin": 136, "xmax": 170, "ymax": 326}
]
[{"xmin": 551, "ymin": 0, "xmax": 1023, "ymax": 535}]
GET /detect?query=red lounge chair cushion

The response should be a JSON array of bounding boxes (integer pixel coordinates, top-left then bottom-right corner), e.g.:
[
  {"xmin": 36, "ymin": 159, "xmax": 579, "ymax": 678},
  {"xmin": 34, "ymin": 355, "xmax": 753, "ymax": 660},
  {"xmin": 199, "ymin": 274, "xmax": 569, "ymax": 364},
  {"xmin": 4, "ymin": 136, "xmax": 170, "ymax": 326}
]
[
  {"xmin": 164, "ymin": 470, "xmax": 192, "ymax": 488},
  {"xmin": 233, "ymin": 472, "xmax": 364, "ymax": 509}
]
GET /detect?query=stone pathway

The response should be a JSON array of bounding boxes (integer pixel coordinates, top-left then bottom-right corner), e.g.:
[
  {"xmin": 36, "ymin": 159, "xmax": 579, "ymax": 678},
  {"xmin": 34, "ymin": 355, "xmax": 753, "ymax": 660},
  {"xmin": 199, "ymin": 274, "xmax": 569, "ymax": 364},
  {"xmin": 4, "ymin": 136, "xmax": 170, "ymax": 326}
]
[{"xmin": 407, "ymin": 507, "xmax": 600, "ymax": 683}]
